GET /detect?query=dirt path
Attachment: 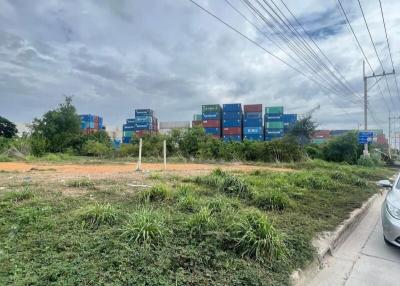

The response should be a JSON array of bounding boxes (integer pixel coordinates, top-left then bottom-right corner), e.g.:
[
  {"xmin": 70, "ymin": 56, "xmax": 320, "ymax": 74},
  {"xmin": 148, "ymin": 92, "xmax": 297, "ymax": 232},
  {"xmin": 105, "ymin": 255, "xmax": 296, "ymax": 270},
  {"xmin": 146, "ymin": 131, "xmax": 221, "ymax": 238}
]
[{"xmin": 0, "ymin": 162, "xmax": 293, "ymax": 175}]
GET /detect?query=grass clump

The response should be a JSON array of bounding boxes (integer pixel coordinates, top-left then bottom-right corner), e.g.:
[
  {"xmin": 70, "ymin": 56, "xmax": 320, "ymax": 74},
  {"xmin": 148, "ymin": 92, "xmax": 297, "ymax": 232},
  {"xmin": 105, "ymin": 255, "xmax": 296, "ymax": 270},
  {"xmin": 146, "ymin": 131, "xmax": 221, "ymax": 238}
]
[
  {"xmin": 67, "ymin": 178, "xmax": 96, "ymax": 189},
  {"xmin": 229, "ymin": 211, "xmax": 287, "ymax": 262},
  {"xmin": 120, "ymin": 208, "xmax": 167, "ymax": 247},
  {"xmin": 80, "ymin": 203, "xmax": 119, "ymax": 228},
  {"xmin": 187, "ymin": 206, "xmax": 215, "ymax": 237},
  {"xmin": 3, "ymin": 189, "xmax": 35, "ymax": 203},
  {"xmin": 253, "ymin": 190, "xmax": 291, "ymax": 211},
  {"xmin": 140, "ymin": 185, "xmax": 171, "ymax": 202}
]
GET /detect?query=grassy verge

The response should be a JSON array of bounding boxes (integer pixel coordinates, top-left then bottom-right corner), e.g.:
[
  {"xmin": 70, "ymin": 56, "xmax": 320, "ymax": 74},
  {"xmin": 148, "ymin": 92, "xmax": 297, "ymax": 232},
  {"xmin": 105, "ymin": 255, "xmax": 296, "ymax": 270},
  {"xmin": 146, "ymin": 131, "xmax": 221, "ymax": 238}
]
[{"xmin": 0, "ymin": 161, "xmax": 394, "ymax": 285}]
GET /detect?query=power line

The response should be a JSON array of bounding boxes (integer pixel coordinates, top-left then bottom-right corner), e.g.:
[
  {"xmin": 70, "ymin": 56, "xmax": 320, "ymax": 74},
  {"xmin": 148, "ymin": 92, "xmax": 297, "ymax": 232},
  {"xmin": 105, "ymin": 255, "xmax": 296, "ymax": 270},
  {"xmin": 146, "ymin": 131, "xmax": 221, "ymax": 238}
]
[
  {"xmin": 356, "ymin": 0, "xmax": 396, "ymax": 107},
  {"xmin": 187, "ymin": 0, "xmax": 355, "ymax": 115},
  {"xmin": 243, "ymin": 0, "xmax": 362, "ymax": 105},
  {"xmin": 378, "ymin": 0, "xmax": 400, "ymax": 102},
  {"xmin": 337, "ymin": 0, "xmax": 392, "ymax": 113}
]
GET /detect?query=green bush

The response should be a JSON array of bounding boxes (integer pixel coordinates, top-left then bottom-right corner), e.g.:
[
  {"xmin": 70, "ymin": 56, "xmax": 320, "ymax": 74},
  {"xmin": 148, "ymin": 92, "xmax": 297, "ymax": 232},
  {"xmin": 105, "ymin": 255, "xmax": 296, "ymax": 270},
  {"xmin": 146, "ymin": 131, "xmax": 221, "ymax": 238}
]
[
  {"xmin": 229, "ymin": 211, "xmax": 287, "ymax": 262},
  {"xmin": 120, "ymin": 208, "xmax": 167, "ymax": 247},
  {"xmin": 66, "ymin": 178, "xmax": 96, "ymax": 189},
  {"xmin": 140, "ymin": 185, "xmax": 171, "ymax": 202},
  {"xmin": 80, "ymin": 203, "xmax": 119, "ymax": 228},
  {"xmin": 30, "ymin": 135, "xmax": 48, "ymax": 157},
  {"xmin": 82, "ymin": 140, "xmax": 111, "ymax": 157},
  {"xmin": 187, "ymin": 206, "xmax": 215, "ymax": 236},
  {"xmin": 323, "ymin": 132, "xmax": 362, "ymax": 164},
  {"xmin": 253, "ymin": 190, "xmax": 291, "ymax": 211}
]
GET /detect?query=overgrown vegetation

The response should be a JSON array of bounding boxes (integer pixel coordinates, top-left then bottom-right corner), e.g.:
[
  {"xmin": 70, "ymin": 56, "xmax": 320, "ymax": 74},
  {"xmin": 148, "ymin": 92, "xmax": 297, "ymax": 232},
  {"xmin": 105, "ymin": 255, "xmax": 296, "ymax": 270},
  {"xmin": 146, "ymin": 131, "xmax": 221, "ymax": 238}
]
[{"xmin": 0, "ymin": 161, "xmax": 392, "ymax": 285}]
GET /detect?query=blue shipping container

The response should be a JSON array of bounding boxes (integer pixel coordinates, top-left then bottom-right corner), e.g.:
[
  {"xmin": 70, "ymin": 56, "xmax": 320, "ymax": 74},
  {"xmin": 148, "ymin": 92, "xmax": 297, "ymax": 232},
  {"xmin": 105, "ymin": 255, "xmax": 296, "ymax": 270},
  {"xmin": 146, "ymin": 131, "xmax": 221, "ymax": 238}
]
[
  {"xmin": 223, "ymin": 135, "xmax": 242, "ymax": 142},
  {"xmin": 244, "ymin": 127, "xmax": 263, "ymax": 134},
  {"xmin": 265, "ymin": 129, "xmax": 284, "ymax": 136},
  {"xmin": 244, "ymin": 112, "xmax": 262, "ymax": 119},
  {"xmin": 223, "ymin": 111, "xmax": 242, "ymax": 120},
  {"xmin": 265, "ymin": 115, "xmax": 283, "ymax": 122},
  {"xmin": 135, "ymin": 109, "xmax": 153, "ymax": 117},
  {"xmin": 126, "ymin": 118, "xmax": 136, "ymax": 124},
  {"xmin": 223, "ymin": 103, "xmax": 242, "ymax": 112},
  {"xmin": 223, "ymin": 119, "xmax": 241, "ymax": 128},
  {"xmin": 135, "ymin": 116, "xmax": 153, "ymax": 123},
  {"xmin": 123, "ymin": 124, "xmax": 136, "ymax": 131},
  {"xmin": 282, "ymin": 114, "xmax": 297, "ymax": 123},
  {"xmin": 122, "ymin": 137, "xmax": 132, "ymax": 144},
  {"xmin": 202, "ymin": 112, "xmax": 221, "ymax": 120},
  {"xmin": 244, "ymin": 134, "xmax": 264, "ymax": 141},
  {"xmin": 204, "ymin": 127, "xmax": 221, "ymax": 135},
  {"xmin": 135, "ymin": 123, "xmax": 153, "ymax": 130},
  {"xmin": 243, "ymin": 118, "xmax": 263, "ymax": 127}
]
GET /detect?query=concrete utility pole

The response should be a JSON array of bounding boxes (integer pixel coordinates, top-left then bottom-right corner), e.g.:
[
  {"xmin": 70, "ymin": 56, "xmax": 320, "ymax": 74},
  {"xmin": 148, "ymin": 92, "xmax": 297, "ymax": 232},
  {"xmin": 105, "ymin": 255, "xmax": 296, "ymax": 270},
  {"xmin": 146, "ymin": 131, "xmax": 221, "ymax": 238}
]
[
  {"xmin": 363, "ymin": 60, "xmax": 395, "ymax": 157},
  {"xmin": 136, "ymin": 138, "xmax": 143, "ymax": 171}
]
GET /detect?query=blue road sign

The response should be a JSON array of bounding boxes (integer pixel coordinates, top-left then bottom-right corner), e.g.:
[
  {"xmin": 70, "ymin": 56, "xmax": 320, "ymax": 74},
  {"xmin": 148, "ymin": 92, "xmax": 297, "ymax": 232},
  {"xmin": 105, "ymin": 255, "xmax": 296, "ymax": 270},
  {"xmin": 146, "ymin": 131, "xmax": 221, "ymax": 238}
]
[{"xmin": 358, "ymin": 131, "xmax": 374, "ymax": 144}]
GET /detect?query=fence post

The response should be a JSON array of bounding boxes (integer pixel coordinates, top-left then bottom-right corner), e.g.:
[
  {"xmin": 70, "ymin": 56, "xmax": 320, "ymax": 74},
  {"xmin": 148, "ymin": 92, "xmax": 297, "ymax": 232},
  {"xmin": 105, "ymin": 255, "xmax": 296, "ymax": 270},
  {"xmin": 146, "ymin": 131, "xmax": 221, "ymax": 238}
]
[
  {"xmin": 136, "ymin": 138, "xmax": 142, "ymax": 171},
  {"xmin": 163, "ymin": 140, "xmax": 167, "ymax": 170}
]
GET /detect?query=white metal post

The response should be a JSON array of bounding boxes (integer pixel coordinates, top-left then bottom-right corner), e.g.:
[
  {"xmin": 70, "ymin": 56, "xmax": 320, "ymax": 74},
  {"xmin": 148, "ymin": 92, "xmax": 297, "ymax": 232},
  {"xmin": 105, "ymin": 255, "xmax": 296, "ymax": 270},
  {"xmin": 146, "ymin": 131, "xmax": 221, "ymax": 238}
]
[
  {"xmin": 363, "ymin": 61, "xmax": 369, "ymax": 157},
  {"xmin": 136, "ymin": 138, "xmax": 142, "ymax": 171},
  {"xmin": 163, "ymin": 140, "xmax": 167, "ymax": 170}
]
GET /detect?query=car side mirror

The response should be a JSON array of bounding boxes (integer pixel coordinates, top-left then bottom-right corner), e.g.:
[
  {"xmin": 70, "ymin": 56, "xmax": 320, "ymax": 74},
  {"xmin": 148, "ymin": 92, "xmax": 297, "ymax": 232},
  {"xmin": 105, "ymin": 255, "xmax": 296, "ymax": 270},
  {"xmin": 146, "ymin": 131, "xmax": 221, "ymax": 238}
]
[{"xmin": 377, "ymin": 179, "xmax": 393, "ymax": 188}]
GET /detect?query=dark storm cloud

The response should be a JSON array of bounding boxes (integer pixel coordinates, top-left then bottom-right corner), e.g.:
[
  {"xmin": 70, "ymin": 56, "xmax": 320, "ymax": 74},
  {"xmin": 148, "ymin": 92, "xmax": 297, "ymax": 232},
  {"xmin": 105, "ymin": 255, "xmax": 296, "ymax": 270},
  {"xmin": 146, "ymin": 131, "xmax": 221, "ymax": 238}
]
[{"xmin": 0, "ymin": 0, "xmax": 399, "ymax": 133}]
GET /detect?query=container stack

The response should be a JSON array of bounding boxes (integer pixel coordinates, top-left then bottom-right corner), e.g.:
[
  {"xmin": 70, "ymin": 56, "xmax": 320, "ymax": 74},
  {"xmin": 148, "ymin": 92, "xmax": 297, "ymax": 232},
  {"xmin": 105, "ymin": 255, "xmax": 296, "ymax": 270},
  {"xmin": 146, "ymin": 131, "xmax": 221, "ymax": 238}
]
[
  {"xmin": 202, "ymin": 105, "xmax": 222, "ymax": 138},
  {"xmin": 80, "ymin": 114, "xmax": 104, "ymax": 134},
  {"xmin": 243, "ymin": 104, "xmax": 263, "ymax": 141},
  {"xmin": 192, "ymin": 114, "xmax": 203, "ymax": 127},
  {"xmin": 122, "ymin": 118, "xmax": 136, "ymax": 144},
  {"xmin": 312, "ymin": 130, "xmax": 331, "ymax": 144},
  {"xmin": 222, "ymin": 103, "xmax": 242, "ymax": 142},
  {"xmin": 134, "ymin": 109, "xmax": 158, "ymax": 138},
  {"xmin": 282, "ymin": 114, "xmax": 298, "ymax": 133},
  {"xmin": 264, "ymin": 106, "xmax": 284, "ymax": 141}
]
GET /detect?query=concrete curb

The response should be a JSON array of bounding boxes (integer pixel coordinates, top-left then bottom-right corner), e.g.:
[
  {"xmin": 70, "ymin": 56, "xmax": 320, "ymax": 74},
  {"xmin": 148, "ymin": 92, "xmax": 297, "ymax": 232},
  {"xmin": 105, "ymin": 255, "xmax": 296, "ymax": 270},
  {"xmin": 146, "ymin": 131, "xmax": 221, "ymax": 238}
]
[{"xmin": 291, "ymin": 189, "xmax": 385, "ymax": 286}]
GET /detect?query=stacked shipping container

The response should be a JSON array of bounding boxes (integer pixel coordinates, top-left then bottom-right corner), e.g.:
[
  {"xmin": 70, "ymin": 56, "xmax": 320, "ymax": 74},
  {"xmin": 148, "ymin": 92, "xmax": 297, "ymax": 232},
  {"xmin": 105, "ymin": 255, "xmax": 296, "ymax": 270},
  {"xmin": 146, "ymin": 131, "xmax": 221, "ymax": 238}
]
[
  {"xmin": 282, "ymin": 114, "xmax": 297, "ymax": 133},
  {"xmin": 80, "ymin": 114, "xmax": 104, "ymax": 134},
  {"xmin": 122, "ymin": 109, "xmax": 158, "ymax": 143},
  {"xmin": 202, "ymin": 105, "xmax": 222, "ymax": 138},
  {"xmin": 192, "ymin": 114, "xmax": 203, "ymax": 127},
  {"xmin": 222, "ymin": 104, "xmax": 242, "ymax": 142},
  {"xmin": 243, "ymin": 104, "xmax": 263, "ymax": 141},
  {"xmin": 264, "ymin": 106, "xmax": 284, "ymax": 141}
]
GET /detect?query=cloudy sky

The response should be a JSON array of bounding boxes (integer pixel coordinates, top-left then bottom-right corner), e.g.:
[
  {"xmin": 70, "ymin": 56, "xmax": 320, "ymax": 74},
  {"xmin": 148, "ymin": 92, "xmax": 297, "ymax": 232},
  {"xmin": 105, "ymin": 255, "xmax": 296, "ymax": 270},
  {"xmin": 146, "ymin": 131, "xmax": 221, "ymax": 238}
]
[{"xmin": 1, "ymin": 0, "xmax": 400, "ymax": 134}]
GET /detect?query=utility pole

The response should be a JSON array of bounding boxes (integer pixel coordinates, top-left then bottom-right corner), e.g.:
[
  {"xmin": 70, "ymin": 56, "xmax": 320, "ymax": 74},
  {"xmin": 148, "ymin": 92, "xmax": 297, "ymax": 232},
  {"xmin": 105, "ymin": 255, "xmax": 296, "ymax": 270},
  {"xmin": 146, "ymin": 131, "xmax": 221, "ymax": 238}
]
[
  {"xmin": 363, "ymin": 60, "xmax": 395, "ymax": 157},
  {"xmin": 388, "ymin": 115, "xmax": 400, "ymax": 159},
  {"xmin": 389, "ymin": 113, "xmax": 391, "ymax": 159}
]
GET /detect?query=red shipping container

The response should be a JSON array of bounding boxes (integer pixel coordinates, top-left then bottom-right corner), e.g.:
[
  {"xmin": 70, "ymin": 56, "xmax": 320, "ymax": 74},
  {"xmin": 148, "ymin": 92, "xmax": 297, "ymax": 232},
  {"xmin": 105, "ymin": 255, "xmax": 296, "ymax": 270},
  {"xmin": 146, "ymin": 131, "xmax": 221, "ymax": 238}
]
[
  {"xmin": 313, "ymin": 130, "xmax": 330, "ymax": 139},
  {"xmin": 223, "ymin": 127, "xmax": 242, "ymax": 135},
  {"xmin": 192, "ymin": 120, "xmax": 203, "ymax": 127},
  {"xmin": 244, "ymin": 104, "xmax": 262, "ymax": 113},
  {"xmin": 203, "ymin": 120, "xmax": 221, "ymax": 128}
]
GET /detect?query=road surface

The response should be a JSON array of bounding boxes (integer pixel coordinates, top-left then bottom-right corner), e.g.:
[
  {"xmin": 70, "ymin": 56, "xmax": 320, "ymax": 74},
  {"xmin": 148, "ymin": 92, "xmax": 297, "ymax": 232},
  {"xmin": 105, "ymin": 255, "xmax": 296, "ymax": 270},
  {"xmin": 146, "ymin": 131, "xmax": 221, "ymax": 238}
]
[{"xmin": 308, "ymin": 191, "xmax": 400, "ymax": 286}]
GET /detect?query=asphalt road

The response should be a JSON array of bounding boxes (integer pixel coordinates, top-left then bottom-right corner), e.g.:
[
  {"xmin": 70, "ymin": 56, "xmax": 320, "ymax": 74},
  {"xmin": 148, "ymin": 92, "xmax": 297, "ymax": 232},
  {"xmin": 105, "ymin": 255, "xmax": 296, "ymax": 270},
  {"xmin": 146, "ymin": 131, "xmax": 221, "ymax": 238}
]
[{"xmin": 308, "ymin": 192, "xmax": 400, "ymax": 286}]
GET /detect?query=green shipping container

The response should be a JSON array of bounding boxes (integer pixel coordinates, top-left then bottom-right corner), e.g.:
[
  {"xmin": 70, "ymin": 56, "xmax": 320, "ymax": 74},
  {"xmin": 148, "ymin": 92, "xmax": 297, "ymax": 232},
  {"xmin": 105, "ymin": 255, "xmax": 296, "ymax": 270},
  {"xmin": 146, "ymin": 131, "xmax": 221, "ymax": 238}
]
[
  {"xmin": 193, "ymin": 114, "xmax": 202, "ymax": 121},
  {"xmin": 123, "ymin": 131, "xmax": 134, "ymax": 138},
  {"xmin": 312, "ymin": 138, "xmax": 327, "ymax": 144},
  {"xmin": 265, "ymin": 106, "xmax": 284, "ymax": 114},
  {"xmin": 202, "ymin": 104, "xmax": 221, "ymax": 113},
  {"xmin": 267, "ymin": 121, "xmax": 284, "ymax": 129}
]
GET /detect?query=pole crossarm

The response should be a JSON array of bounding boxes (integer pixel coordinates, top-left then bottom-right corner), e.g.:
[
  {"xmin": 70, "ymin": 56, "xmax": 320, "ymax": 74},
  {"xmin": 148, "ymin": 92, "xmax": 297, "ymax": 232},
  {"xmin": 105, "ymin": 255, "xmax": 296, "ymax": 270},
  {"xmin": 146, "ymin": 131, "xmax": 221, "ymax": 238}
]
[{"xmin": 365, "ymin": 71, "xmax": 395, "ymax": 79}]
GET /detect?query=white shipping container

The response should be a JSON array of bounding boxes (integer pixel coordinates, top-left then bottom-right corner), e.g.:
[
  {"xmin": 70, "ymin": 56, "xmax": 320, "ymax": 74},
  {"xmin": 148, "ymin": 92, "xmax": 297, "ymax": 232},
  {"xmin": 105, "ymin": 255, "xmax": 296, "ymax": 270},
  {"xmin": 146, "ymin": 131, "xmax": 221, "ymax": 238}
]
[{"xmin": 159, "ymin": 121, "xmax": 190, "ymax": 129}]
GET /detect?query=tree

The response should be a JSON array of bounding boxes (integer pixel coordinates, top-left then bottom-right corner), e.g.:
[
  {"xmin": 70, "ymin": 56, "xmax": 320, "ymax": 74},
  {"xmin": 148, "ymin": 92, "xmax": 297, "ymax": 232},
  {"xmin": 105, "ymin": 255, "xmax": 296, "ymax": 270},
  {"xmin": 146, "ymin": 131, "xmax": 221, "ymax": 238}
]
[
  {"xmin": 0, "ymin": 116, "xmax": 18, "ymax": 138},
  {"xmin": 323, "ymin": 131, "xmax": 362, "ymax": 164},
  {"xmin": 31, "ymin": 96, "xmax": 81, "ymax": 153},
  {"xmin": 288, "ymin": 116, "xmax": 317, "ymax": 146}
]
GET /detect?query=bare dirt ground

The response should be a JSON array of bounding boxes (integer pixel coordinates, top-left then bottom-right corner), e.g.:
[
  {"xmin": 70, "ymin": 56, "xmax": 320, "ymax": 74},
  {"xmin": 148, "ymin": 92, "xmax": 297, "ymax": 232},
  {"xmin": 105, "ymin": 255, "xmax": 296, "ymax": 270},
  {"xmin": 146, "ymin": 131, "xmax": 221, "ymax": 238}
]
[{"xmin": 0, "ymin": 162, "xmax": 293, "ymax": 176}]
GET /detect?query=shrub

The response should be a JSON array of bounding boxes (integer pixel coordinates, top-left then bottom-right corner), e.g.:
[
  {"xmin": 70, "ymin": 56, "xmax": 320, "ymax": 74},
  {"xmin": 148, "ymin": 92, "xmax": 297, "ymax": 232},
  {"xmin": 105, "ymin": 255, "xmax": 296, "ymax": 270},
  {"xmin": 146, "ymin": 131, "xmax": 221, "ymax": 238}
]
[
  {"xmin": 67, "ymin": 178, "xmax": 96, "ymax": 189},
  {"xmin": 177, "ymin": 193, "xmax": 201, "ymax": 213},
  {"xmin": 82, "ymin": 140, "xmax": 111, "ymax": 157},
  {"xmin": 120, "ymin": 208, "xmax": 167, "ymax": 247},
  {"xmin": 3, "ymin": 189, "xmax": 35, "ymax": 203},
  {"xmin": 140, "ymin": 185, "xmax": 171, "ymax": 202},
  {"xmin": 229, "ymin": 211, "xmax": 287, "ymax": 262},
  {"xmin": 219, "ymin": 174, "xmax": 252, "ymax": 199},
  {"xmin": 253, "ymin": 190, "xmax": 290, "ymax": 211},
  {"xmin": 80, "ymin": 203, "xmax": 119, "ymax": 228},
  {"xmin": 30, "ymin": 135, "xmax": 48, "ymax": 157},
  {"xmin": 323, "ymin": 132, "xmax": 362, "ymax": 164},
  {"xmin": 187, "ymin": 206, "xmax": 215, "ymax": 236}
]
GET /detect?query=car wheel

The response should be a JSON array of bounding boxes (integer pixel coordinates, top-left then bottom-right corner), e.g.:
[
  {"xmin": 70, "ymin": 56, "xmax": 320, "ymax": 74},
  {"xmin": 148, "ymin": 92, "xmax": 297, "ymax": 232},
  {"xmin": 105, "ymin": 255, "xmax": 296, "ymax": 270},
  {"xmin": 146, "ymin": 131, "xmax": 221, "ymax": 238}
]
[{"xmin": 384, "ymin": 236, "xmax": 392, "ymax": 246}]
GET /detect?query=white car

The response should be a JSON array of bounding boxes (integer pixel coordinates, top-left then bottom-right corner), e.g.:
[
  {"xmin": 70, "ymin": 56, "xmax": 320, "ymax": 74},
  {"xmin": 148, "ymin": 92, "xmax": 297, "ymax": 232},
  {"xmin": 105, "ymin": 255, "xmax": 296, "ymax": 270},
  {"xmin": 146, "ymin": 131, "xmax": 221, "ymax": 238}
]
[{"xmin": 381, "ymin": 175, "xmax": 400, "ymax": 247}]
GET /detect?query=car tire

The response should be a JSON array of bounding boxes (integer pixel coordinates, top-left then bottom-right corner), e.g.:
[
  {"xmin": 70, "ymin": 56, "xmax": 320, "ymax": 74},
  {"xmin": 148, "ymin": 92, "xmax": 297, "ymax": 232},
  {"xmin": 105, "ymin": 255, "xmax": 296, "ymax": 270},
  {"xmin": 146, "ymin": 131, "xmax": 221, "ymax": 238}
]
[{"xmin": 384, "ymin": 236, "xmax": 392, "ymax": 246}]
